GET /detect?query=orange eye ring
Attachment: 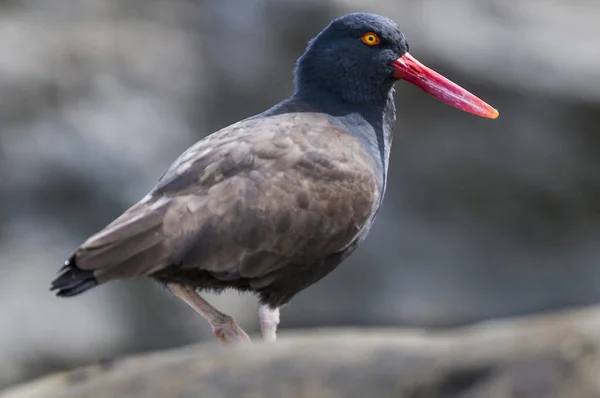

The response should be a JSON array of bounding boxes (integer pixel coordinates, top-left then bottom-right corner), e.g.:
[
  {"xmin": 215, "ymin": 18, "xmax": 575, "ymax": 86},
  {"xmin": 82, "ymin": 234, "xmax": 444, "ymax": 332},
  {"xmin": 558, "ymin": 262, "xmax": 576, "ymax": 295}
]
[{"xmin": 361, "ymin": 32, "xmax": 380, "ymax": 46}]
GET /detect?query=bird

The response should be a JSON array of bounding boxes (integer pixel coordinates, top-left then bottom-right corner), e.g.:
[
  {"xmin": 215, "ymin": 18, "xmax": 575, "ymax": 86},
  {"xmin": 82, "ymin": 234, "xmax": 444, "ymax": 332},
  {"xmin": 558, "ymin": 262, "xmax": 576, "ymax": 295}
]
[{"xmin": 50, "ymin": 12, "xmax": 498, "ymax": 345}]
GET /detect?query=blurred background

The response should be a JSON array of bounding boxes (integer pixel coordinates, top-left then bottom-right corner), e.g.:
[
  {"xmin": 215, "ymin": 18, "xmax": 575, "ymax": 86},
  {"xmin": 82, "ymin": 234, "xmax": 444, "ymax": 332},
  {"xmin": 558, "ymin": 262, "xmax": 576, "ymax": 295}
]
[{"xmin": 1, "ymin": 0, "xmax": 599, "ymax": 390}]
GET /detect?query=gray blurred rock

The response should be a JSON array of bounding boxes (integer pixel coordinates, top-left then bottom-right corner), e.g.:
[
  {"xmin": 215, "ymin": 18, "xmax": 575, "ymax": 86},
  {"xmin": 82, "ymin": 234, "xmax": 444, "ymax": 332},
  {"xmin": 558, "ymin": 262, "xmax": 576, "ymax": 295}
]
[{"xmin": 3, "ymin": 306, "xmax": 600, "ymax": 398}]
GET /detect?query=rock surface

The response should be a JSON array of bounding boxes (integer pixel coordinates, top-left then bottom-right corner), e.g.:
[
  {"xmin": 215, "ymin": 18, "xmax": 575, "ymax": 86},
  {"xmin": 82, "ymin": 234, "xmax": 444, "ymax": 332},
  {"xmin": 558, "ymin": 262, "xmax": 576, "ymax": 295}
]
[{"xmin": 3, "ymin": 306, "xmax": 600, "ymax": 398}]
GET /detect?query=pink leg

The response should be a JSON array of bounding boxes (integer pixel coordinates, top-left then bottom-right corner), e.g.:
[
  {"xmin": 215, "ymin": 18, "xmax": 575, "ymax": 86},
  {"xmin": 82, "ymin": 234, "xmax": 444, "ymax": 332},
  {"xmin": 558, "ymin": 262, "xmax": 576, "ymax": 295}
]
[
  {"xmin": 259, "ymin": 304, "xmax": 280, "ymax": 342},
  {"xmin": 168, "ymin": 284, "xmax": 251, "ymax": 345}
]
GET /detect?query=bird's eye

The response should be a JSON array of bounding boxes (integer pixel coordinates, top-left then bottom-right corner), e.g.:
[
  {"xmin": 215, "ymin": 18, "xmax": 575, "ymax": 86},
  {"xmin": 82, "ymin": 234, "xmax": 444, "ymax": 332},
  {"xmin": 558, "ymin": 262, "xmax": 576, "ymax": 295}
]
[{"xmin": 361, "ymin": 32, "xmax": 381, "ymax": 46}]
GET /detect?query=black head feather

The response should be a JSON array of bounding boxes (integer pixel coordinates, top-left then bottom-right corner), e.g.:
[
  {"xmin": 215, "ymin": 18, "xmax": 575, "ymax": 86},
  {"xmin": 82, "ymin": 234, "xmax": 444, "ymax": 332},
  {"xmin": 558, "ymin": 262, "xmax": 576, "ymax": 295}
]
[{"xmin": 294, "ymin": 12, "xmax": 409, "ymax": 105}]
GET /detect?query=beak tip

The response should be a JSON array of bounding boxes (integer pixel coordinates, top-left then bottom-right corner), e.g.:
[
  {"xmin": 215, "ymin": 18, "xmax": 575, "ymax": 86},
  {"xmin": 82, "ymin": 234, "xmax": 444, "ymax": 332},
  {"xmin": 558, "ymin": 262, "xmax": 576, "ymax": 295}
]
[{"xmin": 480, "ymin": 105, "xmax": 499, "ymax": 119}]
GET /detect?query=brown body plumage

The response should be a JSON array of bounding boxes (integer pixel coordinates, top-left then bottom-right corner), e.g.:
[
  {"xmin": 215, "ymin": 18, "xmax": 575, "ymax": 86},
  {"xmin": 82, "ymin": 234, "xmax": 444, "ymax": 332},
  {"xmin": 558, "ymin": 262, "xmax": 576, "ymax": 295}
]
[{"xmin": 54, "ymin": 112, "xmax": 381, "ymax": 308}]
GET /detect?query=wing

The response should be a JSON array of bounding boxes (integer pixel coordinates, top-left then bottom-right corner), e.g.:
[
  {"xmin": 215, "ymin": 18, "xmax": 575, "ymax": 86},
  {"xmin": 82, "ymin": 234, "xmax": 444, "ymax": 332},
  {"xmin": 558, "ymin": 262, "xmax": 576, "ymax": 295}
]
[{"xmin": 69, "ymin": 112, "xmax": 382, "ymax": 285}]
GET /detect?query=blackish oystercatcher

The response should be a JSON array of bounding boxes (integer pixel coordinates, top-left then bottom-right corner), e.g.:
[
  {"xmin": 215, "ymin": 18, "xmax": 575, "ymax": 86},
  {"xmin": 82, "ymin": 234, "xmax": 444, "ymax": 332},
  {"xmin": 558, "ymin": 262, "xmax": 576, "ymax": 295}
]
[{"xmin": 51, "ymin": 13, "xmax": 498, "ymax": 345}]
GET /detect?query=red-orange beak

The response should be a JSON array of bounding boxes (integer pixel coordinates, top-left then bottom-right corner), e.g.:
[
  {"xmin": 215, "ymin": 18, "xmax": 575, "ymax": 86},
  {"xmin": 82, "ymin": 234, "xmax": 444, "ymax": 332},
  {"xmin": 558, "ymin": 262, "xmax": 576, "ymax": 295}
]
[{"xmin": 393, "ymin": 53, "xmax": 499, "ymax": 119}]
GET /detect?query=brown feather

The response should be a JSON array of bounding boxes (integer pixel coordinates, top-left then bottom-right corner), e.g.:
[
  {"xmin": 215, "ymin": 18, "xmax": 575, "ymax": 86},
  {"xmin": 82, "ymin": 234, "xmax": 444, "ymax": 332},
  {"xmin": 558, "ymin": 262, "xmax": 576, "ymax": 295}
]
[
  {"xmin": 63, "ymin": 112, "xmax": 382, "ymax": 302},
  {"xmin": 74, "ymin": 197, "xmax": 172, "ymax": 282}
]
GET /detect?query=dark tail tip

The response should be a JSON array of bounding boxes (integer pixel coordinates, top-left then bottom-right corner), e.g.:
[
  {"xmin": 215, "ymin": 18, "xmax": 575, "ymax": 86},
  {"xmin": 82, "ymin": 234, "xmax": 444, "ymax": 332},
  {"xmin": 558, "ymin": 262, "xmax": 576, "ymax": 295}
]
[{"xmin": 50, "ymin": 254, "xmax": 98, "ymax": 297}]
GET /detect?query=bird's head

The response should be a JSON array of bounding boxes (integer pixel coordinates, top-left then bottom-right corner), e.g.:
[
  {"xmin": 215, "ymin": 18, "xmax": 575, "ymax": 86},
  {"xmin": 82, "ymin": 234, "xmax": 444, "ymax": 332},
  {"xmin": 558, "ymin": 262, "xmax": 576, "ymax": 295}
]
[{"xmin": 295, "ymin": 12, "xmax": 498, "ymax": 119}]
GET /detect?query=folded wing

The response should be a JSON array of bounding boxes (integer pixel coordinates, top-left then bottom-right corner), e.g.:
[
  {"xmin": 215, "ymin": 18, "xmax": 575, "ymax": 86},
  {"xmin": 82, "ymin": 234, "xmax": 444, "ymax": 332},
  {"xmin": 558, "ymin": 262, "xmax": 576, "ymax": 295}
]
[{"xmin": 51, "ymin": 113, "xmax": 381, "ymax": 296}]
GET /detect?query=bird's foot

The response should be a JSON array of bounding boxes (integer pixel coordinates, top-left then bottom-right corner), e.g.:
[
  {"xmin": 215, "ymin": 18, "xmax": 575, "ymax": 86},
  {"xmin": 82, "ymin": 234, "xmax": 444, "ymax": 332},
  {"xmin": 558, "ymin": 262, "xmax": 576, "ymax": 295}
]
[
  {"xmin": 212, "ymin": 315, "xmax": 252, "ymax": 345},
  {"xmin": 168, "ymin": 283, "xmax": 251, "ymax": 346}
]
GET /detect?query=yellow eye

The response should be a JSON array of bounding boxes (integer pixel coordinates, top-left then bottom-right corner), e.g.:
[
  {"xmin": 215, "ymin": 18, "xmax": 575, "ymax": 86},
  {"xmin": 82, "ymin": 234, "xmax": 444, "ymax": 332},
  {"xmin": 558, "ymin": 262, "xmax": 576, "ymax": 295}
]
[{"xmin": 361, "ymin": 32, "xmax": 380, "ymax": 46}]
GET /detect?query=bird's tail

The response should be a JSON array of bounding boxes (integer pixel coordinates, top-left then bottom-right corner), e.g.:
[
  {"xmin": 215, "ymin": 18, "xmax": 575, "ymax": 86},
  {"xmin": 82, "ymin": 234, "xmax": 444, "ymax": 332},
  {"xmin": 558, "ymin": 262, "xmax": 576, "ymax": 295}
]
[
  {"xmin": 50, "ymin": 197, "xmax": 171, "ymax": 298},
  {"xmin": 50, "ymin": 254, "xmax": 98, "ymax": 297}
]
